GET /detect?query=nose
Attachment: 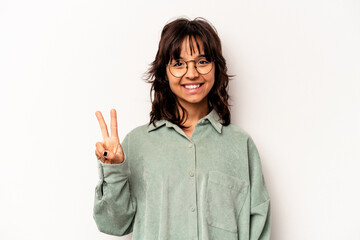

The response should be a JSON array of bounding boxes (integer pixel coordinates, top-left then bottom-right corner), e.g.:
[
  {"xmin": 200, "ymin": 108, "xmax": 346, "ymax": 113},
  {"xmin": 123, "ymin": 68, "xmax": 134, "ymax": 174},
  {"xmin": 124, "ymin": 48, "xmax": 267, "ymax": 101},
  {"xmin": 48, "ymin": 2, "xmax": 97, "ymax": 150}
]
[{"xmin": 185, "ymin": 61, "xmax": 199, "ymax": 79}]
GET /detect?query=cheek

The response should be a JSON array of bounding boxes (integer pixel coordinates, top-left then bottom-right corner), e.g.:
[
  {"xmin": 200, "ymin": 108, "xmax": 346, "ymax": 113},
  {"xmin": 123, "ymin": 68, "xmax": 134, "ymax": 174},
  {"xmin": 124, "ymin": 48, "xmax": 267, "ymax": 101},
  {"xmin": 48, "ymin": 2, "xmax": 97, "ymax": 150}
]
[
  {"xmin": 167, "ymin": 69, "xmax": 183, "ymax": 85},
  {"xmin": 205, "ymin": 73, "xmax": 215, "ymax": 89},
  {"xmin": 167, "ymin": 76, "xmax": 180, "ymax": 94},
  {"xmin": 168, "ymin": 82, "xmax": 176, "ymax": 94}
]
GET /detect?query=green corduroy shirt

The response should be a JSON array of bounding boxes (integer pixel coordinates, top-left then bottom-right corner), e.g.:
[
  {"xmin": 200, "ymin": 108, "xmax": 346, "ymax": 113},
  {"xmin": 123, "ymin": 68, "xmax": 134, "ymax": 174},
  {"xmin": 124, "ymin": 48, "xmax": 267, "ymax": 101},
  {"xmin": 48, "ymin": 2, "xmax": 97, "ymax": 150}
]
[{"xmin": 93, "ymin": 109, "xmax": 271, "ymax": 240}]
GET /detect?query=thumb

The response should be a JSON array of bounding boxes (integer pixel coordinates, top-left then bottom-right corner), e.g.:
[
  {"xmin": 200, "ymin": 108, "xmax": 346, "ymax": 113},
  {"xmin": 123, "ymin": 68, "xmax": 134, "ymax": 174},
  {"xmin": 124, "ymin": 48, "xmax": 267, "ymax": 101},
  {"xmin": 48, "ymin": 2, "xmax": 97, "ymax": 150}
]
[
  {"xmin": 103, "ymin": 144, "xmax": 124, "ymax": 164},
  {"xmin": 115, "ymin": 143, "xmax": 123, "ymax": 155}
]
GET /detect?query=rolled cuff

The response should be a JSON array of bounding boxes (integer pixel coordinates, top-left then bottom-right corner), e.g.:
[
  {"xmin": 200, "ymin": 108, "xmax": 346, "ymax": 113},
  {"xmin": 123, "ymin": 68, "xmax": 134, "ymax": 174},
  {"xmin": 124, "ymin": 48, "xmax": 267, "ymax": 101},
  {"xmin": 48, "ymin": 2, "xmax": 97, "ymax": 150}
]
[{"xmin": 97, "ymin": 154, "xmax": 130, "ymax": 184}]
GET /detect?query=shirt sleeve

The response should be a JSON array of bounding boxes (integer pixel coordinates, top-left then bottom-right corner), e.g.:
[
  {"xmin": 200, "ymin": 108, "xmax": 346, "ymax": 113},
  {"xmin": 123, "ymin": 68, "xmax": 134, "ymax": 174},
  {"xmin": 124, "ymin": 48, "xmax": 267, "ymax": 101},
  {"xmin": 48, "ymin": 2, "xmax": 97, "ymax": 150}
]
[
  {"xmin": 93, "ymin": 133, "xmax": 137, "ymax": 236},
  {"xmin": 247, "ymin": 136, "xmax": 271, "ymax": 240}
]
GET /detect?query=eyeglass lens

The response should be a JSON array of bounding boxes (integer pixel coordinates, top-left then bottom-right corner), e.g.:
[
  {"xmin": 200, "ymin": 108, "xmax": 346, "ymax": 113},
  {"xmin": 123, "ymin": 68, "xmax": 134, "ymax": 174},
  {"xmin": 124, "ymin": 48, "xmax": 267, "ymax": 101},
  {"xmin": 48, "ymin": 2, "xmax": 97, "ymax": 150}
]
[{"xmin": 168, "ymin": 58, "xmax": 213, "ymax": 77}]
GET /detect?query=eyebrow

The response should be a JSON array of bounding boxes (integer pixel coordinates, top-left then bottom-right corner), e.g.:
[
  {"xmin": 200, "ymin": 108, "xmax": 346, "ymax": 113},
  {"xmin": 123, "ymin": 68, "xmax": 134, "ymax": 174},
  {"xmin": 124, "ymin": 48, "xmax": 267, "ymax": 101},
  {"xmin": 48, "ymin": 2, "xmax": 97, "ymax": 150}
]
[{"xmin": 178, "ymin": 54, "xmax": 207, "ymax": 60}]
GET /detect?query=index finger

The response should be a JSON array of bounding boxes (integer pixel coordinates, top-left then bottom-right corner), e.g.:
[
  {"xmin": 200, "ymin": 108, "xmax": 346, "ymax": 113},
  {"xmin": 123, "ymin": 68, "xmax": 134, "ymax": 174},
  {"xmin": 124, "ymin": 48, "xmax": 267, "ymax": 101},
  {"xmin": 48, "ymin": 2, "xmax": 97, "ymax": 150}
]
[
  {"xmin": 110, "ymin": 108, "xmax": 119, "ymax": 139},
  {"xmin": 95, "ymin": 111, "xmax": 109, "ymax": 139}
]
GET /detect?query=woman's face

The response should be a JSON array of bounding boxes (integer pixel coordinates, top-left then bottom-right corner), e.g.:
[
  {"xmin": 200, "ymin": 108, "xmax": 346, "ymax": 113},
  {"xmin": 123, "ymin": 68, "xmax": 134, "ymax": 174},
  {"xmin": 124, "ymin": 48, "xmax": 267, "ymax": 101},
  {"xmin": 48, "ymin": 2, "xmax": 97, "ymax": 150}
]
[{"xmin": 166, "ymin": 37, "xmax": 215, "ymax": 111}]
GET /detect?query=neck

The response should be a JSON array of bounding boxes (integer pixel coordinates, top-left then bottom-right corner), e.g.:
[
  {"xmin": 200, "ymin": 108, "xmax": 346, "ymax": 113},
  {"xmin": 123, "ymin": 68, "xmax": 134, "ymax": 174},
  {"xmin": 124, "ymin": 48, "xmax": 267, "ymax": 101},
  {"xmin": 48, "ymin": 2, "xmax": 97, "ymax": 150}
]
[{"xmin": 178, "ymin": 99, "xmax": 210, "ymax": 128}]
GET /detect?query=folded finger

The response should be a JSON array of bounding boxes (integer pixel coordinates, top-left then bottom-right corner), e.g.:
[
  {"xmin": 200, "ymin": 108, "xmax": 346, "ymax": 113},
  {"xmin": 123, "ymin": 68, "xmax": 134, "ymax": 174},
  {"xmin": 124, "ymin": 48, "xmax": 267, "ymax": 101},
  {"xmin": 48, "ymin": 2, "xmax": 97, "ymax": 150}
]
[
  {"xmin": 95, "ymin": 142, "xmax": 106, "ymax": 154},
  {"xmin": 95, "ymin": 149, "xmax": 102, "ymax": 160}
]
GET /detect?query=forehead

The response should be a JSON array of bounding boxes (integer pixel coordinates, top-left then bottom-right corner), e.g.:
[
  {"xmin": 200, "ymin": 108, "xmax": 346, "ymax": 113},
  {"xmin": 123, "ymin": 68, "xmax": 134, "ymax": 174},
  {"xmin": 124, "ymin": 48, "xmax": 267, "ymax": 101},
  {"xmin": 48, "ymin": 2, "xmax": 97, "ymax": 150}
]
[{"xmin": 180, "ymin": 36, "xmax": 204, "ymax": 57}]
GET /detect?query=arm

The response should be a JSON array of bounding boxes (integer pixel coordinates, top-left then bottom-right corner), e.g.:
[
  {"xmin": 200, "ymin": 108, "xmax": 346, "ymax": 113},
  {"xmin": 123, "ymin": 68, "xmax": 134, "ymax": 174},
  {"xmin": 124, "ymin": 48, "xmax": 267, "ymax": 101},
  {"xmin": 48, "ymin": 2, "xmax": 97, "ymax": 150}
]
[
  {"xmin": 93, "ymin": 133, "xmax": 137, "ymax": 236},
  {"xmin": 248, "ymin": 137, "xmax": 271, "ymax": 240}
]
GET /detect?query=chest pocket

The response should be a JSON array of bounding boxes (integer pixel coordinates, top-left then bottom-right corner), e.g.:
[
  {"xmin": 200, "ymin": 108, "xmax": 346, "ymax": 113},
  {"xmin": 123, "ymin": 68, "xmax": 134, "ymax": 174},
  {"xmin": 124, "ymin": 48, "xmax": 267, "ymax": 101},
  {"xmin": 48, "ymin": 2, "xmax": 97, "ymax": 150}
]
[{"xmin": 205, "ymin": 171, "xmax": 249, "ymax": 233}]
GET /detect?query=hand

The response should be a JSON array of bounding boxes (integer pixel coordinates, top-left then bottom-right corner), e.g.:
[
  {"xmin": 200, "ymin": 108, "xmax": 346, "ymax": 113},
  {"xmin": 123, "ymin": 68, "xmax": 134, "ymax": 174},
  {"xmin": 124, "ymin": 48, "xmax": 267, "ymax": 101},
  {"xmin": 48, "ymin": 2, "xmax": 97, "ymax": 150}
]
[{"xmin": 95, "ymin": 109, "xmax": 124, "ymax": 164}]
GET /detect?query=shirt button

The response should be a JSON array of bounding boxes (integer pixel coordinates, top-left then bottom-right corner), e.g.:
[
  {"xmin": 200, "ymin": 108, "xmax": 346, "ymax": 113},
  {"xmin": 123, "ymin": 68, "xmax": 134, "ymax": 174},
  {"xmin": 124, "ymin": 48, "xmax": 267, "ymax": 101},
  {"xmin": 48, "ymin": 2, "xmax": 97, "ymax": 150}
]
[
  {"xmin": 190, "ymin": 207, "xmax": 195, "ymax": 212},
  {"xmin": 189, "ymin": 171, "xmax": 194, "ymax": 177},
  {"xmin": 188, "ymin": 143, "xmax": 193, "ymax": 148}
]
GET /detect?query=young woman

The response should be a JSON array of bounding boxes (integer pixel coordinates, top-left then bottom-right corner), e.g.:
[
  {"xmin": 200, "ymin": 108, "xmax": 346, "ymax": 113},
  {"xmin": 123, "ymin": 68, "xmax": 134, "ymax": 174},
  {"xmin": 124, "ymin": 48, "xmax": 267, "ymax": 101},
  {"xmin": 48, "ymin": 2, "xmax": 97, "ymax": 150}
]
[{"xmin": 93, "ymin": 17, "xmax": 270, "ymax": 240}]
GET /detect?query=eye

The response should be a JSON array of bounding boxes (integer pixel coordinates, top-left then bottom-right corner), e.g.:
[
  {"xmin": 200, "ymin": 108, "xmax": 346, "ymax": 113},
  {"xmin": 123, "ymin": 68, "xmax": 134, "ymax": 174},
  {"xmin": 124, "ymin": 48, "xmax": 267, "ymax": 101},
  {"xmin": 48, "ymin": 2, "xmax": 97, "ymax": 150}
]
[
  {"xmin": 170, "ymin": 60, "xmax": 184, "ymax": 67},
  {"xmin": 198, "ymin": 59, "xmax": 210, "ymax": 65},
  {"xmin": 173, "ymin": 61, "xmax": 183, "ymax": 67}
]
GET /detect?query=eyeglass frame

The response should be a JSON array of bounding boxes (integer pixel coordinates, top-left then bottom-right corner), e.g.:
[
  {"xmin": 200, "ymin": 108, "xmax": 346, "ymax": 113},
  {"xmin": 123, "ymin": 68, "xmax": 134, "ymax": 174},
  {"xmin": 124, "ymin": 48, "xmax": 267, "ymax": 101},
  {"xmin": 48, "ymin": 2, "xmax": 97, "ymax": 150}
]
[{"xmin": 166, "ymin": 58, "xmax": 215, "ymax": 78}]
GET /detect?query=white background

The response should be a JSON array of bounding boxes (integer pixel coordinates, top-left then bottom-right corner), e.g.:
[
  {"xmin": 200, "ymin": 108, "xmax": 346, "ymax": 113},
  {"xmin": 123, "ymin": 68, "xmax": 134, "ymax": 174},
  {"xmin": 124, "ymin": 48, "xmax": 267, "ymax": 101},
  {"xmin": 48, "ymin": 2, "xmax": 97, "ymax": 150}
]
[{"xmin": 1, "ymin": 0, "xmax": 359, "ymax": 239}]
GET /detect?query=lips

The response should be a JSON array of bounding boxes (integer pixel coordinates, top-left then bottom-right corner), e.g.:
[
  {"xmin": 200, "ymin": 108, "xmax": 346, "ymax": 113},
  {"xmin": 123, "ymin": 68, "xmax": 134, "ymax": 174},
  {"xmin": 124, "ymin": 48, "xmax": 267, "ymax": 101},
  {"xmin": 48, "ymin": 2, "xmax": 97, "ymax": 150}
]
[
  {"xmin": 181, "ymin": 82, "xmax": 204, "ymax": 94},
  {"xmin": 184, "ymin": 84, "xmax": 200, "ymax": 89},
  {"xmin": 181, "ymin": 83, "xmax": 204, "ymax": 89}
]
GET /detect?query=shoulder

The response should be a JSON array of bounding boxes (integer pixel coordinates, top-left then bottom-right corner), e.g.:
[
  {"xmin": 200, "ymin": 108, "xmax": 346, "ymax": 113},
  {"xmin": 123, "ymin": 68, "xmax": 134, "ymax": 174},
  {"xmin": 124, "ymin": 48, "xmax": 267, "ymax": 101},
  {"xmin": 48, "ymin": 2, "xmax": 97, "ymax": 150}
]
[
  {"xmin": 220, "ymin": 123, "xmax": 261, "ymax": 152},
  {"xmin": 124, "ymin": 122, "xmax": 151, "ymax": 138},
  {"xmin": 222, "ymin": 123, "xmax": 252, "ymax": 141},
  {"xmin": 120, "ymin": 123, "xmax": 151, "ymax": 150}
]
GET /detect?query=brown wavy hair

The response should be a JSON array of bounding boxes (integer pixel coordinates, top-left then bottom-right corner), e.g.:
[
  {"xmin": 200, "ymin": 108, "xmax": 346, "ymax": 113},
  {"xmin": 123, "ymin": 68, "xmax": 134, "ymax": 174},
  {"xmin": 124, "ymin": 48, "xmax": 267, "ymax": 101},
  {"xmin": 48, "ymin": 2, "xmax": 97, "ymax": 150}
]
[{"xmin": 145, "ymin": 17, "xmax": 232, "ymax": 128}]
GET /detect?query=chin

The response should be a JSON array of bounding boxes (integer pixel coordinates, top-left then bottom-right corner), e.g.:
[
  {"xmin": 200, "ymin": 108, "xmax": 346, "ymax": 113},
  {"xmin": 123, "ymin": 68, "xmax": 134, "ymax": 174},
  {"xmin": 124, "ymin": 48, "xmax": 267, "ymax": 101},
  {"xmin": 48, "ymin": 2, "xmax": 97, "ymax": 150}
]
[{"xmin": 180, "ymin": 97, "xmax": 207, "ymax": 105}]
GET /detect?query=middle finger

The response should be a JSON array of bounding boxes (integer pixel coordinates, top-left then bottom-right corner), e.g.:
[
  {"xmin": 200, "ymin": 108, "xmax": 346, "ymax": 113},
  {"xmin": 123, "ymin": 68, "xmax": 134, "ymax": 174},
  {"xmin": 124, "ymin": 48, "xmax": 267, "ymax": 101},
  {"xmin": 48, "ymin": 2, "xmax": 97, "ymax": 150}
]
[{"xmin": 110, "ymin": 109, "xmax": 119, "ymax": 139}]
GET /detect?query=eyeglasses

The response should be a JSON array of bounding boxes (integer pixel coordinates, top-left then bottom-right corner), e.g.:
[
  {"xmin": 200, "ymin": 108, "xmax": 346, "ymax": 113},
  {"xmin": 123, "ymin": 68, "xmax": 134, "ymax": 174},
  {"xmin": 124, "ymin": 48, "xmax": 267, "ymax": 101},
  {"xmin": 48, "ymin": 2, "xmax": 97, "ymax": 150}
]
[{"xmin": 167, "ymin": 57, "xmax": 214, "ymax": 78}]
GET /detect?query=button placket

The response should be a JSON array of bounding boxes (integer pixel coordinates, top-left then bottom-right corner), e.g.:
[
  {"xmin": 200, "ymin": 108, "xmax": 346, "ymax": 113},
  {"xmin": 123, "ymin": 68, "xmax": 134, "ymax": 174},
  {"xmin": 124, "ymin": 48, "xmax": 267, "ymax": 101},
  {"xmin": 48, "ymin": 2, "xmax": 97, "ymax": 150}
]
[{"xmin": 187, "ymin": 140, "xmax": 198, "ymax": 239}]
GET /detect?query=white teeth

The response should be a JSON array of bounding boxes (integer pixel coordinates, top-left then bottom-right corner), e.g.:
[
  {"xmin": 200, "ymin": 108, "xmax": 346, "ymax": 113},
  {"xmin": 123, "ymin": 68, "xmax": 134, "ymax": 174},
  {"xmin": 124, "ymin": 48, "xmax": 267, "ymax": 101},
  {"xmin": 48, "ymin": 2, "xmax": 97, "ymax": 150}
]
[{"xmin": 184, "ymin": 84, "xmax": 201, "ymax": 89}]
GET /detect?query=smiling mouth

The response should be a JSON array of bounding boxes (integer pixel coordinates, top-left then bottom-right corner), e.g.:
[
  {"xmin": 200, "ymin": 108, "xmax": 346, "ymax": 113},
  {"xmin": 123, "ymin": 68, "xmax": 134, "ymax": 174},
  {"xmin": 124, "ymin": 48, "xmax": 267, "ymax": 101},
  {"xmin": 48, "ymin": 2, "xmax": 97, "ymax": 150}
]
[{"xmin": 182, "ymin": 83, "xmax": 204, "ymax": 89}]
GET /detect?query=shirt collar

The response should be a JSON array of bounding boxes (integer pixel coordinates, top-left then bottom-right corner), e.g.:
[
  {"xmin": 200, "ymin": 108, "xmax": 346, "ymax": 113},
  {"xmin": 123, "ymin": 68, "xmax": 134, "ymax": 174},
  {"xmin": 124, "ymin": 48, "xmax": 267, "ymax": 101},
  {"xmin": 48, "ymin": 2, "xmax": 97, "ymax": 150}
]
[{"xmin": 147, "ymin": 109, "xmax": 223, "ymax": 133}]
